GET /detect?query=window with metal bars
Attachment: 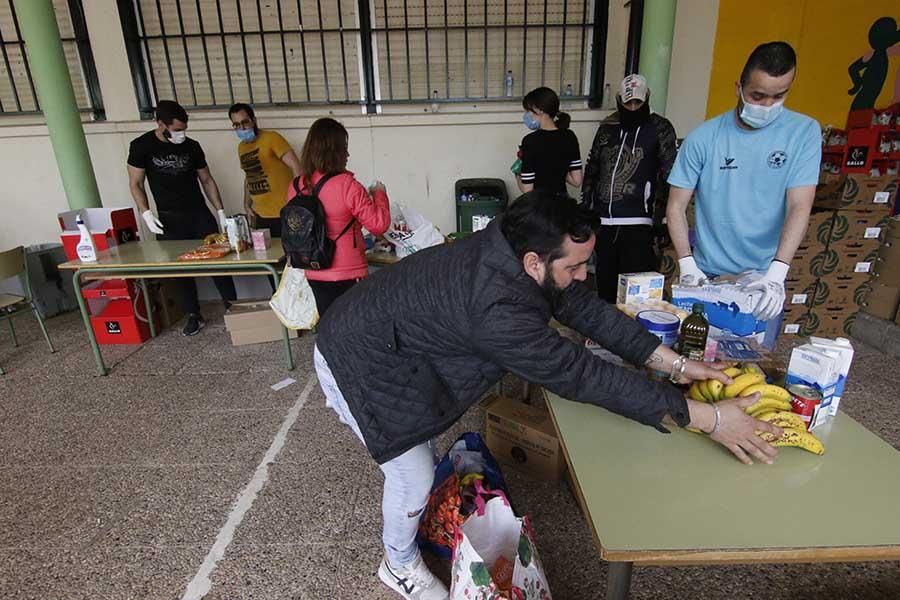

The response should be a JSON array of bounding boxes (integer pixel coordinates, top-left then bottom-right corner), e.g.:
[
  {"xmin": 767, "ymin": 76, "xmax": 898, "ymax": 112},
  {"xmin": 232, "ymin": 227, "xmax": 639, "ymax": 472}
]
[
  {"xmin": 119, "ymin": 0, "xmax": 606, "ymax": 116},
  {"xmin": 0, "ymin": 0, "xmax": 104, "ymax": 118}
]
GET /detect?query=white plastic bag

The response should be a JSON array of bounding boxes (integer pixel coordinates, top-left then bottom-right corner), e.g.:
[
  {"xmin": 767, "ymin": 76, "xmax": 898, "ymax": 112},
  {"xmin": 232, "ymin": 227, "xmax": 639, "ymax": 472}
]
[
  {"xmin": 269, "ymin": 265, "xmax": 319, "ymax": 330},
  {"xmin": 451, "ymin": 494, "xmax": 552, "ymax": 599},
  {"xmin": 384, "ymin": 205, "xmax": 444, "ymax": 258}
]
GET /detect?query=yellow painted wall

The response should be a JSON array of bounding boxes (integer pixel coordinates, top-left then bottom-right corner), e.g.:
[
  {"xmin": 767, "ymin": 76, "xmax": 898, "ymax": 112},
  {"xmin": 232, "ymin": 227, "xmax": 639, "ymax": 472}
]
[{"xmin": 707, "ymin": 1, "xmax": 900, "ymax": 127}]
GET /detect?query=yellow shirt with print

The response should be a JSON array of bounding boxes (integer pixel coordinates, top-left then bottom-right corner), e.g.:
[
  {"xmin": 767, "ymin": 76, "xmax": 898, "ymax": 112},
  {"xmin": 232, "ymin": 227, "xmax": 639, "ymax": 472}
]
[{"xmin": 238, "ymin": 130, "xmax": 295, "ymax": 218}]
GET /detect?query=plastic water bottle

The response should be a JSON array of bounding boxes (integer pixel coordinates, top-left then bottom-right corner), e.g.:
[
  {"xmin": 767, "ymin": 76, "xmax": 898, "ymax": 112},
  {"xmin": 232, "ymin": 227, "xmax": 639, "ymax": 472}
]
[
  {"xmin": 75, "ymin": 214, "xmax": 98, "ymax": 262},
  {"xmin": 430, "ymin": 90, "xmax": 440, "ymax": 113},
  {"xmin": 563, "ymin": 84, "xmax": 574, "ymax": 97},
  {"xmin": 504, "ymin": 71, "xmax": 514, "ymax": 97}
]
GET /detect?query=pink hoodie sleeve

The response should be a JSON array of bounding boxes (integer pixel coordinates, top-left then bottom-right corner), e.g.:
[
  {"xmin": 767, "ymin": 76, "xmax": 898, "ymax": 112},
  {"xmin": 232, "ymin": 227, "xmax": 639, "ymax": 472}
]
[{"xmin": 345, "ymin": 179, "xmax": 391, "ymax": 236}]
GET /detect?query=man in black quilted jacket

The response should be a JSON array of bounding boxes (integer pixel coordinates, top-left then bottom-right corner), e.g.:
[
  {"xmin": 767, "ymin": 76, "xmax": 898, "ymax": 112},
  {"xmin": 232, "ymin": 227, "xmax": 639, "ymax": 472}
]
[{"xmin": 314, "ymin": 191, "xmax": 781, "ymax": 600}]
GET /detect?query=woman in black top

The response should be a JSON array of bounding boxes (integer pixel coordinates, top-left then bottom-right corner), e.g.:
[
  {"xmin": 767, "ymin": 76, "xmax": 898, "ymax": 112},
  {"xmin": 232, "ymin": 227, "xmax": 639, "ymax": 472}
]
[{"xmin": 517, "ymin": 87, "xmax": 583, "ymax": 195}]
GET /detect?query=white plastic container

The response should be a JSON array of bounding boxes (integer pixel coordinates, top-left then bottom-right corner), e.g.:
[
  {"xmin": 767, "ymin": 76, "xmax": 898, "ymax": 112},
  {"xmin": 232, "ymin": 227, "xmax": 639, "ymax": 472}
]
[
  {"xmin": 75, "ymin": 214, "xmax": 98, "ymax": 262},
  {"xmin": 808, "ymin": 336, "xmax": 855, "ymax": 416}
]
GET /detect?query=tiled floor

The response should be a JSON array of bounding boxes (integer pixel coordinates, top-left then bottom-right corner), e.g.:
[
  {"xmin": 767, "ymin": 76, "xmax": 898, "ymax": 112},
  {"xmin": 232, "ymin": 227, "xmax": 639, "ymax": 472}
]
[{"xmin": 1, "ymin": 307, "xmax": 899, "ymax": 599}]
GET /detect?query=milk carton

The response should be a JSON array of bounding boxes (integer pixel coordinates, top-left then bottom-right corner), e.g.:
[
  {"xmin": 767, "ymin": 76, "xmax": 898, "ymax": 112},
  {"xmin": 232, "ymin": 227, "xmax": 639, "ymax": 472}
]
[
  {"xmin": 785, "ymin": 344, "xmax": 840, "ymax": 428},
  {"xmin": 617, "ymin": 272, "xmax": 664, "ymax": 305},
  {"xmin": 808, "ymin": 336, "xmax": 855, "ymax": 416}
]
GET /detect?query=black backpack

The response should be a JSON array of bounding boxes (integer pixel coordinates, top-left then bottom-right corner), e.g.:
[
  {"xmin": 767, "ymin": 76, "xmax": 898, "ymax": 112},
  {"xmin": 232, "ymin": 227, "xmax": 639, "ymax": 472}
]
[{"xmin": 280, "ymin": 174, "xmax": 354, "ymax": 270}]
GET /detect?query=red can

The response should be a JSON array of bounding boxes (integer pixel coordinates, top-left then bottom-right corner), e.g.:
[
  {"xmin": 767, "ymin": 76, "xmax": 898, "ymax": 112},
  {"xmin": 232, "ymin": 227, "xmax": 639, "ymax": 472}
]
[{"xmin": 789, "ymin": 384, "xmax": 823, "ymax": 430}]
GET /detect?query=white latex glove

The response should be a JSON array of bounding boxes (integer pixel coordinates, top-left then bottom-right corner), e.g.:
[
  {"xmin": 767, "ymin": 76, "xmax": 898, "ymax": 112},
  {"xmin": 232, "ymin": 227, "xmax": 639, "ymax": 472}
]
[
  {"xmin": 678, "ymin": 256, "xmax": 708, "ymax": 286},
  {"xmin": 141, "ymin": 209, "xmax": 164, "ymax": 235},
  {"xmin": 217, "ymin": 209, "xmax": 227, "ymax": 233},
  {"xmin": 743, "ymin": 260, "xmax": 789, "ymax": 321}
]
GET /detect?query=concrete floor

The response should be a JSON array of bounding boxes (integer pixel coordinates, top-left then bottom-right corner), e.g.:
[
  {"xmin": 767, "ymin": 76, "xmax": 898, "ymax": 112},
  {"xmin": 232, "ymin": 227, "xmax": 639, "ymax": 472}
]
[{"xmin": 1, "ymin": 306, "xmax": 899, "ymax": 599}]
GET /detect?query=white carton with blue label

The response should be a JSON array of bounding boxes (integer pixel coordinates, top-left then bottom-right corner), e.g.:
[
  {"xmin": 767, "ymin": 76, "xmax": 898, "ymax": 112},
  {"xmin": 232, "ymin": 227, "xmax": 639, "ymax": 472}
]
[
  {"xmin": 671, "ymin": 272, "xmax": 779, "ymax": 349},
  {"xmin": 785, "ymin": 344, "xmax": 841, "ymax": 429},
  {"xmin": 807, "ymin": 336, "xmax": 854, "ymax": 416},
  {"xmin": 617, "ymin": 272, "xmax": 665, "ymax": 305}
]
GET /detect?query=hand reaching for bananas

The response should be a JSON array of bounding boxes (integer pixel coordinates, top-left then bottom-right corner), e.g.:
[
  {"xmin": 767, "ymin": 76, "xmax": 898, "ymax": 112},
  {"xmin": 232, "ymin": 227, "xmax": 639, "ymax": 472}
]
[
  {"xmin": 681, "ymin": 360, "xmax": 733, "ymax": 386},
  {"xmin": 700, "ymin": 393, "xmax": 784, "ymax": 465}
]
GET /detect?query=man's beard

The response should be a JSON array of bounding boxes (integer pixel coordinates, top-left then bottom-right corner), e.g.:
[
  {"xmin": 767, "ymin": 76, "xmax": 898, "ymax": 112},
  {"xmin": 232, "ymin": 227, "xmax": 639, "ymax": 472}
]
[{"xmin": 540, "ymin": 270, "xmax": 572, "ymax": 304}]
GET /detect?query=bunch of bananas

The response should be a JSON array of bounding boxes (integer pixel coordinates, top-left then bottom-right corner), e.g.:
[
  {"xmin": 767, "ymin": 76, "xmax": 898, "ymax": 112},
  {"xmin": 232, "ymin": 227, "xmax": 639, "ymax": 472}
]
[
  {"xmin": 203, "ymin": 232, "xmax": 229, "ymax": 246},
  {"xmin": 686, "ymin": 363, "xmax": 825, "ymax": 455}
]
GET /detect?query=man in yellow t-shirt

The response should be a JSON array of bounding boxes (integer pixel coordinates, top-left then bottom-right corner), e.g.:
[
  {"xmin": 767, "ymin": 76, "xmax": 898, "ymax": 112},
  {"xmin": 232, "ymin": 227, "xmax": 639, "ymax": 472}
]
[{"xmin": 228, "ymin": 103, "xmax": 301, "ymax": 237}]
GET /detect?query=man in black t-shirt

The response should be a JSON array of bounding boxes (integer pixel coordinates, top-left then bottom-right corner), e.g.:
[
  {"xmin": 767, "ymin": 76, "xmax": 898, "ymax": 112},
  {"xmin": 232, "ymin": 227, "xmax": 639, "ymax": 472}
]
[{"xmin": 127, "ymin": 100, "xmax": 236, "ymax": 336}]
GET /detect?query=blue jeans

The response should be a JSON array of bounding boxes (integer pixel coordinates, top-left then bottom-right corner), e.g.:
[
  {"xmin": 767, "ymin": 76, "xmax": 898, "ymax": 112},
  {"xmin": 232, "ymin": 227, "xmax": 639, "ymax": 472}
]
[{"xmin": 314, "ymin": 346, "xmax": 436, "ymax": 567}]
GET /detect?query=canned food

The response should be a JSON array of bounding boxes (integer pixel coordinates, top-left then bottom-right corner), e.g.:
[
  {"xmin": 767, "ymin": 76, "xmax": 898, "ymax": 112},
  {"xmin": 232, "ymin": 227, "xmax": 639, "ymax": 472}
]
[{"xmin": 789, "ymin": 384, "xmax": 823, "ymax": 430}]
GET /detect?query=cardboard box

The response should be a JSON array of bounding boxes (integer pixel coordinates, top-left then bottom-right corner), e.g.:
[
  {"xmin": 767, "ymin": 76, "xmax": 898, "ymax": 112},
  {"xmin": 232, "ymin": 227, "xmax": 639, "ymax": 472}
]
[
  {"xmin": 786, "ymin": 344, "xmax": 841, "ymax": 429},
  {"xmin": 828, "ymin": 210, "xmax": 891, "ymax": 246},
  {"xmin": 814, "ymin": 174, "xmax": 898, "ymax": 211},
  {"xmin": 152, "ymin": 279, "xmax": 185, "ymax": 330},
  {"xmin": 806, "ymin": 307, "xmax": 859, "ymax": 338},
  {"xmin": 672, "ymin": 276, "xmax": 766, "ymax": 336},
  {"xmin": 616, "ymin": 271, "xmax": 664, "ymax": 305},
  {"xmin": 484, "ymin": 395, "xmax": 566, "ymax": 481},
  {"xmin": 790, "ymin": 247, "xmax": 839, "ymax": 280},
  {"xmin": 784, "ymin": 278, "xmax": 822, "ymax": 310},
  {"xmin": 817, "ymin": 274, "xmax": 871, "ymax": 309},
  {"xmin": 802, "ymin": 211, "xmax": 836, "ymax": 247},
  {"xmin": 872, "ymin": 240, "xmax": 900, "ymax": 287},
  {"xmin": 832, "ymin": 243, "xmax": 880, "ymax": 276},
  {"xmin": 224, "ymin": 299, "xmax": 298, "ymax": 346},
  {"xmin": 859, "ymin": 283, "xmax": 900, "ymax": 321},
  {"xmin": 251, "ymin": 229, "xmax": 272, "ymax": 251},
  {"xmin": 781, "ymin": 310, "xmax": 813, "ymax": 338}
]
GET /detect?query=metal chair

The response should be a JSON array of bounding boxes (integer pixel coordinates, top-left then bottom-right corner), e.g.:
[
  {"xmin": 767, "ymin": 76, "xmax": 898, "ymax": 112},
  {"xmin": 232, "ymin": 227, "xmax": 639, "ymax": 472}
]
[{"xmin": 0, "ymin": 246, "xmax": 55, "ymax": 374}]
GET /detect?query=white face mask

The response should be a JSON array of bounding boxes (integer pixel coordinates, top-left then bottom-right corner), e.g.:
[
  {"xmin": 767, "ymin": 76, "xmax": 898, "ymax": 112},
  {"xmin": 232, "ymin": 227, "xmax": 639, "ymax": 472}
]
[
  {"xmin": 739, "ymin": 87, "xmax": 784, "ymax": 129},
  {"xmin": 168, "ymin": 129, "xmax": 187, "ymax": 144}
]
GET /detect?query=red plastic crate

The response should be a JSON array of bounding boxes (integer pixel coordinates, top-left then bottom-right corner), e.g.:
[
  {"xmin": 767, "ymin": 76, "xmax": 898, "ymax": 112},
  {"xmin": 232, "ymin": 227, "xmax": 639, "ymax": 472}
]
[{"xmin": 89, "ymin": 297, "xmax": 154, "ymax": 345}]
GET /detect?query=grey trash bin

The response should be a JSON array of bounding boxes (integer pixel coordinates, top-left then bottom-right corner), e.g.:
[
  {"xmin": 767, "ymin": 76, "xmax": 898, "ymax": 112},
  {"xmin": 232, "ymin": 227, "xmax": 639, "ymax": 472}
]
[{"xmin": 0, "ymin": 243, "xmax": 78, "ymax": 319}]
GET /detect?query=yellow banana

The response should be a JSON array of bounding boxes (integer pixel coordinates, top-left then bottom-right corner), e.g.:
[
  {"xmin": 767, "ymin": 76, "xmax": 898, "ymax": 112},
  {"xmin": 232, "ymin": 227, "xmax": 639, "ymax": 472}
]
[
  {"xmin": 685, "ymin": 426, "xmax": 703, "ymax": 434},
  {"xmin": 759, "ymin": 427, "xmax": 825, "ymax": 455},
  {"xmin": 706, "ymin": 379, "xmax": 724, "ymax": 402},
  {"xmin": 741, "ymin": 363, "xmax": 765, "ymax": 376},
  {"xmin": 688, "ymin": 382, "xmax": 706, "ymax": 402},
  {"xmin": 698, "ymin": 379, "xmax": 714, "ymax": 402},
  {"xmin": 723, "ymin": 373, "xmax": 765, "ymax": 399},
  {"xmin": 723, "ymin": 367, "xmax": 742, "ymax": 378},
  {"xmin": 756, "ymin": 411, "xmax": 807, "ymax": 431},
  {"xmin": 739, "ymin": 383, "xmax": 791, "ymax": 403},
  {"xmin": 747, "ymin": 396, "xmax": 793, "ymax": 416}
]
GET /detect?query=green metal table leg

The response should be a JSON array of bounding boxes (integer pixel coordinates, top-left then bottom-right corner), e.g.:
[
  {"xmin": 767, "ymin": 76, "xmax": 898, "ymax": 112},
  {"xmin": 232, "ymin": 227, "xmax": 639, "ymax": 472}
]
[
  {"xmin": 8, "ymin": 318, "xmax": 17, "ymax": 347},
  {"xmin": 141, "ymin": 278, "xmax": 156, "ymax": 338},
  {"xmin": 264, "ymin": 264, "xmax": 294, "ymax": 371},
  {"xmin": 72, "ymin": 269, "xmax": 107, "ymax": 376}
]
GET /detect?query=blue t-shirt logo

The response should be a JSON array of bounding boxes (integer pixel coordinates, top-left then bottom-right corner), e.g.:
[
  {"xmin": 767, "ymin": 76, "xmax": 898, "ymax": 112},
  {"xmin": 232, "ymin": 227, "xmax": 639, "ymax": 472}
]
[
  {"xmin": 768, "ymin": 151, "xmax": 787, "ymax": 169},
  {"xmin": 720, "ymin": 156, "xmax": 737, "ymax": 170}
]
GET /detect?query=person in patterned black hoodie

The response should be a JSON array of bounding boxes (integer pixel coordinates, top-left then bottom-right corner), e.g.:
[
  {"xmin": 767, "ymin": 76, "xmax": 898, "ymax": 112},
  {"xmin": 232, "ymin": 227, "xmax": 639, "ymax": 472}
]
[{"xmin": 582, "ymin": 74, "xmax": 678, "ymax": 302}]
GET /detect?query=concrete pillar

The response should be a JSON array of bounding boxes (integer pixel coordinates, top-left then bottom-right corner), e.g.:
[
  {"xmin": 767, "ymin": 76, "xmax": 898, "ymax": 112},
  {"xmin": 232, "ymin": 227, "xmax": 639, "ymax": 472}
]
[
  {"xmin": 14, "ymin": 0, "xmax": 102, "ymax": 210},
  {"xmin": 639, "ymin": 0, "xmax": 678, "ymax": 115},
  {"xmin": 81, "ymin": 0, "xmax": 141, "ymax": 122}
]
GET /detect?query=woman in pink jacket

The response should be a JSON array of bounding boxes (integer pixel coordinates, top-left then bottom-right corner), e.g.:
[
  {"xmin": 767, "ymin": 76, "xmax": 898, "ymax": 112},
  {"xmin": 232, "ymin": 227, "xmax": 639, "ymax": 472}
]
[{"xmin": 290, "ymin": 117, "xmax": 391, "ymax": 316}]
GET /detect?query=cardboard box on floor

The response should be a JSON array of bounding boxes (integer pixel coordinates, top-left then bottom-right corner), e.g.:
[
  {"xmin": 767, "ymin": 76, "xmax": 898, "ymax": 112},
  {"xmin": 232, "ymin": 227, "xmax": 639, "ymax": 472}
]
[
  {"xmin": 224, "ymin": 299, "xmax": 298, "ymax": 346},
  {"xmin": 484, "ymin": 395, "xmax": 565, "ymax": 481}
]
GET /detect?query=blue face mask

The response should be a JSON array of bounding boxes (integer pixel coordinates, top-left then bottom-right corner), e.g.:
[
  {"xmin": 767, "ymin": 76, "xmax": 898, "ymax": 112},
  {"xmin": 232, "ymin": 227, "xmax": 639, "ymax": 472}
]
[
  {"xmin": 522, "ymin": 111, "xmax": 541, "ymax": 130},
  {"xmin": 235, "ymin": 128, "xmax": 257, "ymax": 143},
  {"xmin": 739, "ymin": 87, "xmax": 784, "ymax": 129}
]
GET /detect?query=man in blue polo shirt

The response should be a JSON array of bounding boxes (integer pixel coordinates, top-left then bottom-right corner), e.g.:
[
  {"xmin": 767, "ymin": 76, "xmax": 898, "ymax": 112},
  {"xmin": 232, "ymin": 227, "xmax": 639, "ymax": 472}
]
[{"xmin": 666, "ymin": 41, "xmax": 821, "ymax": 320}]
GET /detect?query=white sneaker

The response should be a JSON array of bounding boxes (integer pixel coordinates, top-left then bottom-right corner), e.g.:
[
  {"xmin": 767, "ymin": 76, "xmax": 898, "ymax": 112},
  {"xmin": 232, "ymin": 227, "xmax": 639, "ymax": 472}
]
[{"xmin": 377, "ymin": 553, "xmax": 449, "ymax": 600}]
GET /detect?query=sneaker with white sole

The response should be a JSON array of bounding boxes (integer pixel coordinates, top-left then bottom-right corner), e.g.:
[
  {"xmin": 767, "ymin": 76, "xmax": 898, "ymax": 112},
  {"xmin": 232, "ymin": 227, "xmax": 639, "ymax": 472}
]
[{"xmin": 377, "ymin": 553, "xmax": 449, "ymax": 600}]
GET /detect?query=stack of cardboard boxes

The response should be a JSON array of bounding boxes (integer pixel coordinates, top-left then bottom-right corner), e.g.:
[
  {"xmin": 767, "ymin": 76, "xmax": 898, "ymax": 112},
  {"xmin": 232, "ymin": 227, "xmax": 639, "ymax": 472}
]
[
  {"xmin": 869, "ymin": 216, "xmax": 900, "ymax": 326},
  {"xmin": 783, "ymin": 102, "xmax": 900, "ymax": 337}
]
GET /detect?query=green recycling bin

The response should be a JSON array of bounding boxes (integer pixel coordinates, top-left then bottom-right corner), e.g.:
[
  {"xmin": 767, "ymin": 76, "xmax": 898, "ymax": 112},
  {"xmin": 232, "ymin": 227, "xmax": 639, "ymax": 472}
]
[{"xmin": 455, "ymin": 178, "xmax": 509, "ymax": 234}]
